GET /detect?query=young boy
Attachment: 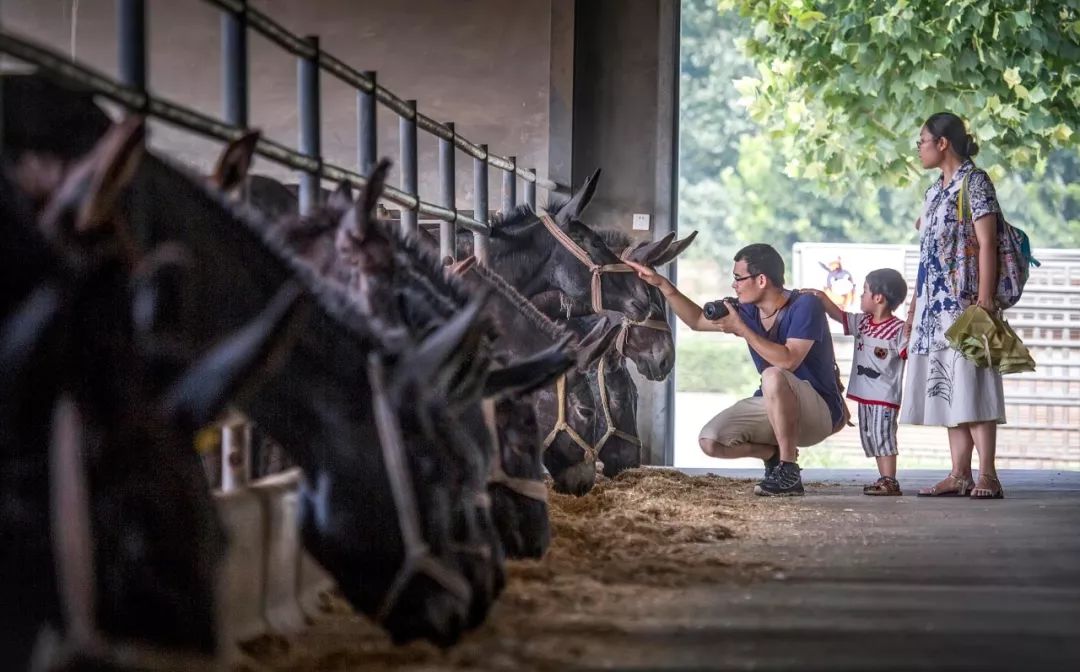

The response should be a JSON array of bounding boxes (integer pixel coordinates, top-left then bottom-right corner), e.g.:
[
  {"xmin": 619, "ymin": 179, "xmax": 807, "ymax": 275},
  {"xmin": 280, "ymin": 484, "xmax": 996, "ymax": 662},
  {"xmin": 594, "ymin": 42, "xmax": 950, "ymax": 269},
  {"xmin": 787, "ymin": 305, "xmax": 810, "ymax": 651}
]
[{"xmin": 806, "ymin": 269, "xmax": 908, "ymax": 495}]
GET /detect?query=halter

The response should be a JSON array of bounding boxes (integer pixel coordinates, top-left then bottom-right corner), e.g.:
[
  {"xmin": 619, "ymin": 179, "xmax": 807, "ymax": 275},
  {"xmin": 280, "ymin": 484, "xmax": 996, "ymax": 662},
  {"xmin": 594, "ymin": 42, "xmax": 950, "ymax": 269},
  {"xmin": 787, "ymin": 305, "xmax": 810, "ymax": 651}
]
[
  {"xmin": 482, "ymin": 398, "xmax": 549, "ymax": 503},
  {"xmin": 539, "ymin": 214, "xmax": 639, "ymax": 314},
  {"xmin": 538, "ymin": 213, "xmax": 669, "ymax": 347},
  {"xmin": 542, "ymin": 355, "xmax": 641, "ymax": 465},
  {"xmin": 366, "ymin": 355, "xmax": 473, "ymax": 624},
  {"xmin": 537, "ymin": 214, "xmax": 668, "ymax": 464},
  {"xmin": 48, "ymin": 395, "xmax": 218, "ymax": 671}
]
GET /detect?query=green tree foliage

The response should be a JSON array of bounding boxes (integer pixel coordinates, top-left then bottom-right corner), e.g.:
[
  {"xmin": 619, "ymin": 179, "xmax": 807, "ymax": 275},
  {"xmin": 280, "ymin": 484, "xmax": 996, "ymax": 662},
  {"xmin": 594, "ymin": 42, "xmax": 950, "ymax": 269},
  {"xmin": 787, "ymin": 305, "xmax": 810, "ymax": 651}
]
[
  {"xmin": 720, "ymin": 0, "xmax": 1080, "ymax": 184},
  {"xmin": 678, "ymin": 0, "xmax": 1079, "ymax": 263}
]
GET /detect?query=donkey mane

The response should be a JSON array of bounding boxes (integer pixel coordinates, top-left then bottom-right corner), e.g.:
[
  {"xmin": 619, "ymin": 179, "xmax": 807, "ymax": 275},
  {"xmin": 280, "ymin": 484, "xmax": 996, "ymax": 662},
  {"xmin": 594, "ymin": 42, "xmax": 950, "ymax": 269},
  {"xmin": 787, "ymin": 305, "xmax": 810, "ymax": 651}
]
[
  {"xmin": 597, "ymin": 229, "xmax": 633, "ymax": 254},
  {"xmin": 388, "ymin": 221, "xmax": 472, "ymax": 312},
  {"xmin": 545, "ymin": 194, "xmax": 570, "ymax": 217},
  {"xmin": 274, "ymin": 207, "xmax": 342, "ymax": 247},
  {"xmin": 151, "ymin": 156, "xmax": 402, "ymax": 352},
  {"xmin": 490, "ymin": 203, "xmax": 538, "ymax": 232},
  {"xmin": 466, "ymin": 261, "xmax": 571, "ymax": 345}
]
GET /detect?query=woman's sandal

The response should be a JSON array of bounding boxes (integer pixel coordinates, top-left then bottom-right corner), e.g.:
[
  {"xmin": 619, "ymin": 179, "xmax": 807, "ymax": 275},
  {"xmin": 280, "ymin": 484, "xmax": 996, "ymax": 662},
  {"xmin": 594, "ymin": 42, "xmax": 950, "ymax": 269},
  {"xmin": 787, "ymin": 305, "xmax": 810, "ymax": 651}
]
[
  {"xmin": 970, "ymin": 473, "xmax": 1005, "ymax": 500},
  {"xmin": 916, "ymin": 473, "xmax": 974, "ymax": 497}
]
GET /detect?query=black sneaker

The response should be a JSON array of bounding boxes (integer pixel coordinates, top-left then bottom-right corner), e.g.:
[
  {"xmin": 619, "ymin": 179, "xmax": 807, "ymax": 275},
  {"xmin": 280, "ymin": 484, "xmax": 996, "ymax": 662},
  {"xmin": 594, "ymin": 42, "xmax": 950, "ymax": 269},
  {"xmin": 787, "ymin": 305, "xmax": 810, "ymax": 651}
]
[
  {"xmin": 754, "ymin": 461, "xmax": 804, "ymax": 497},
  {"xmin": 762, "ymin": 451, "xmax": 780, "ymax": 480},
  {"xmin": 756, "ymin": 452, "xmax": 781, "ymax": 490}
]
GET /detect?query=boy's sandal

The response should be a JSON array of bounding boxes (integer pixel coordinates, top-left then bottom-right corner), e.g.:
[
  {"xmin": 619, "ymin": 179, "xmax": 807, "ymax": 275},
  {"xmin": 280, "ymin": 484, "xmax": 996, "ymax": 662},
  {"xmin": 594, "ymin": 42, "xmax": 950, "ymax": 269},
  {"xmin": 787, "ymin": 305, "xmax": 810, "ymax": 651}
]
[
  {"xmin": 916, "ymin": 474, "xmax": 974, "ymax": 497},
  {"xmin": 970, "ymin": 473, "xmax": 1004, "ymax": 500},
  {"xmin": 863, "ymin": 476, "xmax": 902, "ymax": 496}
]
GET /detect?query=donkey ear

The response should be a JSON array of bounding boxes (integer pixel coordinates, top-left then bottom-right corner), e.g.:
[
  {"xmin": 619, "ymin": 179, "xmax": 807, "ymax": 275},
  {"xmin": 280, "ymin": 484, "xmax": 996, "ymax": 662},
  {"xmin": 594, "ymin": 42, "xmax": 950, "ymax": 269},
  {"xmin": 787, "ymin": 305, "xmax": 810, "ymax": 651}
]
[
  {"xmin": 647, "ymin": 230, "xmax": 698, "ymax": 267},
  {"xmin": 483, "ymin": 335, "xmax": 576, "ymax": 398},
  {"xmin": 573, "ymin": 316, "xmax": 621, "ymax": 370},
  {"xmin": 160, "ymin": 281, "xmax": 307, "ymax": 430},
  {"xmin": 341, "ymin": 159, "xmax": 392, "ymax": 242},
  {"xmin": 557, "ymin": 168, "xmax": 601, "ymax": 223},
  {"xmin": 0, "ymin": 284, "xmax": 61, "ymax": 391},
  {"xmin": 42, "ymin": 116, "xmax": 146, "ymax": 235},
  {"xmin": 623, "ymin": 231, "xmax": 675, "ymax": 264},
  {"xmin": 211, "ymin": 130, "xmax": 261, "ymax": 192},
  {"xmin": 404, "ymin": 289, "xmax": 490, "ymax": 385},
  {"xmin": 327, "ymin": 180, "xmax": 354, "ymax": 210}
]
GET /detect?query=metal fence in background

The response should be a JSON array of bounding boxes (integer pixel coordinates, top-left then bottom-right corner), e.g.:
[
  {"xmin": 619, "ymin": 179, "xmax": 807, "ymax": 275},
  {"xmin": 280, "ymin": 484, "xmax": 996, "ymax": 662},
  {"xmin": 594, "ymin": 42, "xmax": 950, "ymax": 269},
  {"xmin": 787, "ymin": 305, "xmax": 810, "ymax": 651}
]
[
  {"xmin": 1, "ymin": 0, "xmax": 565, "ymax": 265},
  {"xmin": 1, "ymin": 0, "xmax": 569, "ymax": 490}
]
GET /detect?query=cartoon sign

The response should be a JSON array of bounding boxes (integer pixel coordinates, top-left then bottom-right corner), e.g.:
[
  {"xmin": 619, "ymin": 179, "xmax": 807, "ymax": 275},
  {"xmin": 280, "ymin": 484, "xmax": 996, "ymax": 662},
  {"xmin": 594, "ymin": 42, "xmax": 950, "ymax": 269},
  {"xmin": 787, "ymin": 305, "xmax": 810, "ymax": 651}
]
[{"xmin": 817, "ymin": 257, "xmax": 857, "ymax": 310}]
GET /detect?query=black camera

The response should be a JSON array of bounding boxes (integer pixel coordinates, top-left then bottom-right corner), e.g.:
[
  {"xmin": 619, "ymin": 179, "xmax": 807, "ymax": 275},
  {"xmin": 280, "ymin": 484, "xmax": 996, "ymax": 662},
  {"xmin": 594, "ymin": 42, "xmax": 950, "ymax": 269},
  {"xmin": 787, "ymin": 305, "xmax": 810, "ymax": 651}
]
[{"xmin": 703, "ymin": 297, "xmax": 738, "ymax": 321}]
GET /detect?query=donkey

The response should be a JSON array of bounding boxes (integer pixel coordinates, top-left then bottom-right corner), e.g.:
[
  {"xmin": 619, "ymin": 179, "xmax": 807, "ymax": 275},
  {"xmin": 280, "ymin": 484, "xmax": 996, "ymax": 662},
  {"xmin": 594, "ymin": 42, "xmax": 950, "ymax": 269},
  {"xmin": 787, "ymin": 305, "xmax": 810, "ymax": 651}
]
[
  {"xmin": 2, "ymin": 119, "xmax": 307, "ymax": 668},
  {"xmin": 261, "ymin": 167, "xmax": 505, "ymax": 626},
  {"xmin": 207, "ymin": 131, "xmax": 300, "ymax": 222},
  {"xmin": 474, "ymin": 171, "xmax": 693, "ymax": 381},
  {"xmin": 4, "ymin": 73, "xmax": 499, "ymax": 646},
  {"xmin": 330, "ymin": 163, "xmax": 620, "ymax": 555}
]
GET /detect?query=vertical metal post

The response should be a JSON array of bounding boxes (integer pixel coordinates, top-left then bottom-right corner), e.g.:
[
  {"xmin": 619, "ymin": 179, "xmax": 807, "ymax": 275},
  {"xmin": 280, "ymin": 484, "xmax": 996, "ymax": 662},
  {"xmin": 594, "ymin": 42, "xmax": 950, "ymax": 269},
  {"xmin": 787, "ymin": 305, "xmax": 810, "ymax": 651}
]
[
  {"xmin": 221, "ymin": 421, "xmax": 252, "ymax": 492},
  {"xmin": 358, "ymin": 71, "xmax": 377, "ymax": 176},
  {"xmin": 298, "ymin": 35, "xmax": 321, "ymax": 215},
  {"xmin": 438, "ymin": 122, "xmax": 457, "ymax": 263},
  {"xmin": 118, "ymin": 0, "xmax": 147, "ymax": 96},
  {"xmin": 221, "ymin": 0, "xmax": 248, "ymax": 128},
  {"xmin": 525, "ymin": 167, "xmax": 537, "ymax": 211},
  {"xmin": 501, "ymin": 155, "xmax": 517, "ymax": 216},
  {"xmin": 400, "ymin": 100, "xmax": 418, "ymax": 236},
  {"xmin": 473, "ymin": 145, "xmax": 489, "ymax": 264}
]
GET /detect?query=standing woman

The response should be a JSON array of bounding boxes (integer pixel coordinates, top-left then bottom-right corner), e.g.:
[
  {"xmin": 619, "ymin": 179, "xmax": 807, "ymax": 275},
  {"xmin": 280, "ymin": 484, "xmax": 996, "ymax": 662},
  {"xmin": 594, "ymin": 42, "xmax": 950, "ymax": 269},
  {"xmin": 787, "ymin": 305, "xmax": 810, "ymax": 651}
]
[{"xmin": 902, "ymin": 112, "xmax": 1007, "ymax": 499}]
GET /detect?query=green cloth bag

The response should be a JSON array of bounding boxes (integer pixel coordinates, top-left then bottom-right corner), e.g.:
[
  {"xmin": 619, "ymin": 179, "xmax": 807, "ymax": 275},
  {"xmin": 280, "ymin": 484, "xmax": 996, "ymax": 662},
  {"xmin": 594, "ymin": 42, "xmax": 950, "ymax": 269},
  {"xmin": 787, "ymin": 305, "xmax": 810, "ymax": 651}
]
[{"xmin": 944, "ymin": 306, "xmax": 1036, "ymax": 375}]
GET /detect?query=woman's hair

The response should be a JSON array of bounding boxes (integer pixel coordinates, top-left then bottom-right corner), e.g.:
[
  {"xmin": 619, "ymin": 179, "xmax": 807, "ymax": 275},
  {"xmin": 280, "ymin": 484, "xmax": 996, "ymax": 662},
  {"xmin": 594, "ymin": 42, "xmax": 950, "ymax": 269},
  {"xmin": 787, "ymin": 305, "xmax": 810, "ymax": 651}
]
[{"xmin": 924, "ymin": 112, "xmax": 980, "ymax": 159}]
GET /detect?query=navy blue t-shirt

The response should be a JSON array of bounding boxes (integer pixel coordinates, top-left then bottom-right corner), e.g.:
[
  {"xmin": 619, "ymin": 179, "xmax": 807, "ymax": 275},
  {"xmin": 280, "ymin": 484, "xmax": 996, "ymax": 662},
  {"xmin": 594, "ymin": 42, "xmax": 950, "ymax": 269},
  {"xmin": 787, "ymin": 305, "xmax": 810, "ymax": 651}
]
[{"xmin": 737, "ymin": 291, "xmax": 844, "ymax": 427}]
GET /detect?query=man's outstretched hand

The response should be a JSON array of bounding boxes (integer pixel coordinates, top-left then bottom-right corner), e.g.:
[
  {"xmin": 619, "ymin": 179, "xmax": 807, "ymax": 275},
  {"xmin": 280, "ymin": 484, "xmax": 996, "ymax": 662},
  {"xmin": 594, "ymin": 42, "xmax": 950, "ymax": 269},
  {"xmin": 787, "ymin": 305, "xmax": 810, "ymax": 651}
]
[{"xmin": 624, "ymin": 259, "xmax": 670, "ymax": 292}]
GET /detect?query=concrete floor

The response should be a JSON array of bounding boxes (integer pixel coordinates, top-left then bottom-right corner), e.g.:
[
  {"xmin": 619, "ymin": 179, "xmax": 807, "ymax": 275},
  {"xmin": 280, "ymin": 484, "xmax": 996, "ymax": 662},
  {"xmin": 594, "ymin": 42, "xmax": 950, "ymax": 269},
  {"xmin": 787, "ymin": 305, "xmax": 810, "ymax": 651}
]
[{"xmin": 652, "ymin": 468, "xmax": 1080, "ymax": 671}]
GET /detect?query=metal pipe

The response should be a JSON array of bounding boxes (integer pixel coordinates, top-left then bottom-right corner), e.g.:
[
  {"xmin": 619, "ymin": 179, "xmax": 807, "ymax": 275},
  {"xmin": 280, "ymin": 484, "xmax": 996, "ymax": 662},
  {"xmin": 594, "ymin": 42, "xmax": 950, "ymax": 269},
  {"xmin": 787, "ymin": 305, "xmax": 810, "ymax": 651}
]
[
  {"xmin": 221, "ymin": 0, "xmax": 248, "ymax": 128},
  {"xmin": 0, "ymin": 27, "xmax": 495, "ymax": 230},
  {"xmin": 438, "ymin": 122, "xmax": 457, "ymax": 263},
  {"xmin": 298, "ymin": 35, "xmax": 321, "ymax": 215},
  {"xmin": 358, "ymin": 70, "xmax": 377, "ymax": 176},
  {"xmin": 399, "ymin": 99, "xmax": 418, "ymax": 236},
  {"xmin": 473, "ymin": 144, "xmax": 489, "ymax": 264},
  {"xmin": 118, "ymin": 0, "xmax": 147, "ymax": 96},
  {"xmin": 221, "ymin": 421, "xmax": 252, "ymax": 492},
  {"xmin": 524, "ymin": 166, "xmax": 537, "ymax": 210},
  {"xmin": 502, "ymin": 155, "xmax": 516, "ymax": 216}
]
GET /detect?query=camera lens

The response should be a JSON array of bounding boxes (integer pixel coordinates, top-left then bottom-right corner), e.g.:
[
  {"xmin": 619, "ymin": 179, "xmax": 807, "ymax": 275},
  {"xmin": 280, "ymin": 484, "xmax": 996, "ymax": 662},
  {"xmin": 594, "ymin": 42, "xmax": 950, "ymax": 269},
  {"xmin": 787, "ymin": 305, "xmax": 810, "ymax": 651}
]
[{"xmin": 703, "ymin": 299, "xmax": 730, "ymax": 321}]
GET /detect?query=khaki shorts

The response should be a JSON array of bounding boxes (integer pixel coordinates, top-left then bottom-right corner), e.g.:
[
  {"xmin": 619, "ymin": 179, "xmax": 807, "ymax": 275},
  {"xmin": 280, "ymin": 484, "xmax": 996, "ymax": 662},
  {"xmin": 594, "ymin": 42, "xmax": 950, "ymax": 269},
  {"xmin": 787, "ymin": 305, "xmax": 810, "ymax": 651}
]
[{"xmin": 699, "ymin": 369, "xmax": 834, "ymax": 448}]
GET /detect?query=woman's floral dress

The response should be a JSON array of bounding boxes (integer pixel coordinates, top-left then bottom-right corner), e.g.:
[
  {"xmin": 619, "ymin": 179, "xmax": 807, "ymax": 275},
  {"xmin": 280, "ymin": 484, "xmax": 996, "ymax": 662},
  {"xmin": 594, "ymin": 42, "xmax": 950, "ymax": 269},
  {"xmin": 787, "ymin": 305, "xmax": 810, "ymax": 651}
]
[{"xmin": 900, "ymin": 160, "xmax": 1006, "ymax": 427}]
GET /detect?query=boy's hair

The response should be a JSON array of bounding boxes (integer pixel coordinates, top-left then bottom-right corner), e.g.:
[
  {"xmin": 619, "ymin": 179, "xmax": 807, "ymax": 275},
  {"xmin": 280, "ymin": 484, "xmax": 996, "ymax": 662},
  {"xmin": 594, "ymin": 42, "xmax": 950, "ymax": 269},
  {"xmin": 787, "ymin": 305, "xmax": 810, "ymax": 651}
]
[
  {"xmin": 733, "ymin": 243, "xmax": 784, "ymax": 287},
  {"xmin": 866, "ymin": 268, "xmax": 908, "ymax": 311}
]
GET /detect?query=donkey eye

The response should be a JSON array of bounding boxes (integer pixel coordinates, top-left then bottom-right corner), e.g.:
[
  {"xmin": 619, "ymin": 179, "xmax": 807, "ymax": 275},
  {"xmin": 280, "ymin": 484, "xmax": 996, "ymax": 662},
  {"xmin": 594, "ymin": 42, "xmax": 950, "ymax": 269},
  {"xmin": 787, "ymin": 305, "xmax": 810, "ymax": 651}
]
[{"xmin": 574, "ymin": 406, "xmax": 595, "ymax": 420}]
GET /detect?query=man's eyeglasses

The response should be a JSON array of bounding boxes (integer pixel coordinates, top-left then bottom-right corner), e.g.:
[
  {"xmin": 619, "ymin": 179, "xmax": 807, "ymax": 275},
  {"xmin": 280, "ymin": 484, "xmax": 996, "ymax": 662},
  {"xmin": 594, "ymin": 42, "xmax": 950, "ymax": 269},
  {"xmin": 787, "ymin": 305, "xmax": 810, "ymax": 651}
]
[
  {"xmin": 732, "ymin": 273, "xmax": 762, "ymax": 284},
  {"xmin": 915, "ymin": 137, "xmax": 935, "ymax": 150}
]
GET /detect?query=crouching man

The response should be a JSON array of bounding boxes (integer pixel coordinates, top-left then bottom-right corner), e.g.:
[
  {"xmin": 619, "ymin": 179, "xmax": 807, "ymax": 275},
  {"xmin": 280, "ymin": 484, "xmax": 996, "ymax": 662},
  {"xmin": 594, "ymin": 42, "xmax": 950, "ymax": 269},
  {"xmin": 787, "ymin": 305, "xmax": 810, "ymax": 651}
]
[{"xmin": 625, "ymin": 244, "xmax": 845, "ymax": 496}]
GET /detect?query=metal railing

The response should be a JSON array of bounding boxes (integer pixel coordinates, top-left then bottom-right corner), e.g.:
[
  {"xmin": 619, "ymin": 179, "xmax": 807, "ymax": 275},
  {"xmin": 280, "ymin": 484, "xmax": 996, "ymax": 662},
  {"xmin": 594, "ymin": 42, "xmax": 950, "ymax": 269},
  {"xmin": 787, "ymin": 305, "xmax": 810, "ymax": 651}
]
[
  {"xmin": 2, "ymin": 0, "xmax": 569, "ymax": 490},
  {"xmin": 1, "ymin": 0, "xmax": 565, "ymax": 264}
]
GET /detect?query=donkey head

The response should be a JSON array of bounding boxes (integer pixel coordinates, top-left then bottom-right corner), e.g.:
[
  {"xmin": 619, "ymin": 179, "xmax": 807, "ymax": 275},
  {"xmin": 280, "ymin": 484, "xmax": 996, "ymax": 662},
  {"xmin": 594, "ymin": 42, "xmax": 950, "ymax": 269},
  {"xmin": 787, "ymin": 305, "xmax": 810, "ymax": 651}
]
[
  {"xmin": 5, "ymin": 74, "xmax": 489, "ymax": 647},
  {"xmin": 530, "ymin": 314, "xmax": 622, "ymax": 496},
  {"xmin": 611, "ymin": 230, "xmax": 697, "ymax": 381},
  {"xmin": 542, "ymin": 169, "xmax": 654, "ymax": 321},
  {"xmin": 4, "ymin": 116, "xmax": 311, "ymax": 665}
]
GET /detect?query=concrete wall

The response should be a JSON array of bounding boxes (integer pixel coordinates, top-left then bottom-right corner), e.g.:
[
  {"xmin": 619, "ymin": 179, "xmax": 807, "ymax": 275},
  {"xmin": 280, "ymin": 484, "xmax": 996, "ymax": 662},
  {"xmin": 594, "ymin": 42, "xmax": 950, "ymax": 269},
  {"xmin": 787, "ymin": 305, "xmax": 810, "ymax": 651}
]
[
  {"xmin": 570, "ymin": 0, "xmax": 679, "ymax": 465},
  {"xmin": 0, "ymin": 0, "xmax": 554, "ymax": 207},
  {"xmin": 2, "ymin": 0, "xmax": 681, "ymax": 464}
]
